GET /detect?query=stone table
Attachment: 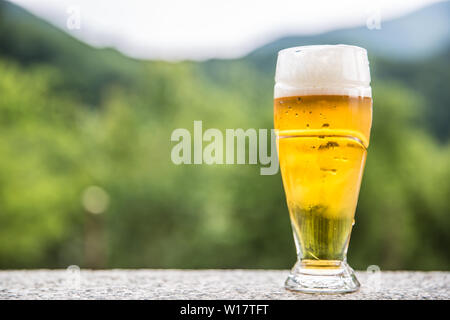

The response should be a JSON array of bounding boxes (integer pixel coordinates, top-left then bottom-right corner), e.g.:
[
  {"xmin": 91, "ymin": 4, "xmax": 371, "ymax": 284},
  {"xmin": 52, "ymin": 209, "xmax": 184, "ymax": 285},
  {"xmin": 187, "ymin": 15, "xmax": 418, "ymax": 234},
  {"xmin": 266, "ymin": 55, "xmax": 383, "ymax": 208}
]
[{"xmin": 0, "ymin": 270, "xmax": 448, "ymax": 300}]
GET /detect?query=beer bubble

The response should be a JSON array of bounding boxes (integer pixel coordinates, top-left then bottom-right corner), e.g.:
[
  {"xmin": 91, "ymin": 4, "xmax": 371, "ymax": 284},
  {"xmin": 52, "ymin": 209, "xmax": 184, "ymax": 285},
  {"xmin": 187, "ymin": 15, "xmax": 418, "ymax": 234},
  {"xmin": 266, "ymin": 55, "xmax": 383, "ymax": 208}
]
[
  {"xmin": 333, "ymin": 156, "xmax": 349, "ymax": 162},
  {"xmin": 318, "ymin": 141, "xmax": 339, "ymax": 150},
  {"xmin": 347, "ymin": 142, "xmax": 364, "ymax": 149},
  {"xmin": 322, "ymin": 123, "xmax": 330, "ymax": 127},
  {"xmin": 307, "ymin": 204, "xmax": 327, "ymax": 214},
  {"xmin": 320, "ymin": 168, "xmax": 337, "ymax": 174}
]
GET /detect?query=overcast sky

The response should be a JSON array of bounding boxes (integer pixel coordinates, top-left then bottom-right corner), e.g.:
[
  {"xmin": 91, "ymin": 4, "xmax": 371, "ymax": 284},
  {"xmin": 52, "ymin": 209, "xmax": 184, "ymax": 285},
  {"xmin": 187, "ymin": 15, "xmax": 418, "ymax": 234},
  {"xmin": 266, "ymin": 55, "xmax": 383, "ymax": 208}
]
[{"xmin": 8, "ymin": 0, "xmax": 444, "ymax": 60}]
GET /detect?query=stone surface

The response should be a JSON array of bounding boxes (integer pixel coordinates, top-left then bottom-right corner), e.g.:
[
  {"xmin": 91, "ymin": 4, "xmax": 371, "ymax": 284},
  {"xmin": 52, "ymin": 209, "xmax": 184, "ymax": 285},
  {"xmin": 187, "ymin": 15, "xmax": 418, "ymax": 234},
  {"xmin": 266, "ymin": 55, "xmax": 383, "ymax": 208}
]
[{"xmin": 0, "ymin": 270, "xmax": 448, "ymax": 300}]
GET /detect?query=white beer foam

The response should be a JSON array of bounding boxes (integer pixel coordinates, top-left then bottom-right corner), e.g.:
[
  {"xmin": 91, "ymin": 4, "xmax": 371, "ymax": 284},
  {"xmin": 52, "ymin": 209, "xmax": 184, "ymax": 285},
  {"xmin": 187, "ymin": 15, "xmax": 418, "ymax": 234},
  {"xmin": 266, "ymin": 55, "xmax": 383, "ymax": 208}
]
[{"xmin": 274, "ymin": 45, "xmax": 371, "ymax": 98}]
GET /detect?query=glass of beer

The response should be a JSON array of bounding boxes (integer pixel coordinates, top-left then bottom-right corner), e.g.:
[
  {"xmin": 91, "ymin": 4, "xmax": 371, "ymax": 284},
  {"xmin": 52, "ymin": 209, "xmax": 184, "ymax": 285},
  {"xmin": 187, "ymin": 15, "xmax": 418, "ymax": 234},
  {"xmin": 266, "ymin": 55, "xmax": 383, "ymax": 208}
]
[{"xmin": 274, "ymin": 45, "xmax": 372, "ymax": 293}]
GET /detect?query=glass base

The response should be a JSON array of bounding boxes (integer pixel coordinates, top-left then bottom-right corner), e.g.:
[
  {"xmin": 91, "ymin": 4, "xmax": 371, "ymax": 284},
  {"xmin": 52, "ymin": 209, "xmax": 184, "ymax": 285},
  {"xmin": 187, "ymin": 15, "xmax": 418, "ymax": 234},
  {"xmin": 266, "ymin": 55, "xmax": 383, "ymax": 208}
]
[{"xmin": 285, "ymin": 260, "xmax": 360, "ymax": 294}]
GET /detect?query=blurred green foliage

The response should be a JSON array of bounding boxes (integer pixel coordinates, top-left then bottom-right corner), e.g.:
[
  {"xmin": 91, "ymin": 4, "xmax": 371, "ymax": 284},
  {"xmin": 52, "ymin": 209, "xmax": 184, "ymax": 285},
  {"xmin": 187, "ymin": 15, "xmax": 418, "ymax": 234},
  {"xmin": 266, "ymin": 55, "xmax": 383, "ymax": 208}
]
[{"xmin": 0, "ymin": 1, "xmax": 448, "ymax": 270}]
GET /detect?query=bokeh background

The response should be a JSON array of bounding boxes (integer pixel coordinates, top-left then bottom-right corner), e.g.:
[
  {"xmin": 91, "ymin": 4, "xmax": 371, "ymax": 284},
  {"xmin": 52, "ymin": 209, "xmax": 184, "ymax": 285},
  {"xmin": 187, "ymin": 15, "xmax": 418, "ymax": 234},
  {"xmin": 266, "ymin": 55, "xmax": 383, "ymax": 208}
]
[{"xmin": 0, "ymin": 0, "xmax": 449, "ymax": 270}]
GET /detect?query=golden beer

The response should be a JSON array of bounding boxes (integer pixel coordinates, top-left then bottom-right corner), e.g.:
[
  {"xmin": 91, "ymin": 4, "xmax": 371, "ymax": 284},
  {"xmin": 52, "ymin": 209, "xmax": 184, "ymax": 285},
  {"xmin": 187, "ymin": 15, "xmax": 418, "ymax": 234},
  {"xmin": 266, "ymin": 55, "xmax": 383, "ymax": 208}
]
[
  {"xmin": 275, "ymin": 45, "xmax": 372, "ymax": 293},
  {"xmin": 275, "ymin": 95, "xmax": 372, "ymax": 262}
]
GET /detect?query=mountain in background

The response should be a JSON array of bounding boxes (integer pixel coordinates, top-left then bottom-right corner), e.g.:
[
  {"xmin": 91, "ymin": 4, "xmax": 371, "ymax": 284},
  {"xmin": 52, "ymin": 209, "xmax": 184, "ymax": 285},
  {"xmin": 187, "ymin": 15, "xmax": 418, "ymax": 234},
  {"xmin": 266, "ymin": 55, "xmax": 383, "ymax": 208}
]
[
  {"xmin": 0, "ymin": 0, "xmax": 144, "ymax": 105},
  {"xmin": 210, "ymin": 1, "xmax": 450, "ymax": 140},
  {"xmin": 0, "ymin": 0, "xmax": 448, "ymax": 139},
  {"xmin": 250, "ymin": 1, "xmax": 450, "ymax": 63}
]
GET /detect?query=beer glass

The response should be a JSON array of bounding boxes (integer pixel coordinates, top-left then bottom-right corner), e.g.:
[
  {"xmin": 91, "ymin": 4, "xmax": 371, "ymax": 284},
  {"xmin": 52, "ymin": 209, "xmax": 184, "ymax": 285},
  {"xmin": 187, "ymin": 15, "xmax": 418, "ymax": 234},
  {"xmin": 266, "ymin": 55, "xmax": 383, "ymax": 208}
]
[{"xmin": 274, "ymin": 45, "xmax": 372, "ymax": 293}]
